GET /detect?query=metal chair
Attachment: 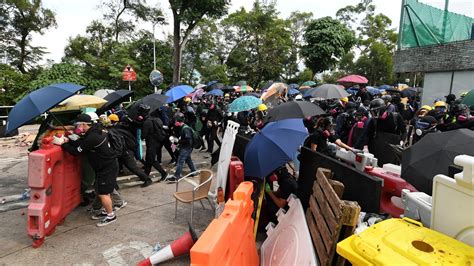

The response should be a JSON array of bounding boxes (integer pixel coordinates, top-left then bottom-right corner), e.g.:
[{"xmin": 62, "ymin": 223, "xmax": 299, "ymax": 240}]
[{"xmin": 174, "ymin": 169, "xmax": 214, "ymax": 225}]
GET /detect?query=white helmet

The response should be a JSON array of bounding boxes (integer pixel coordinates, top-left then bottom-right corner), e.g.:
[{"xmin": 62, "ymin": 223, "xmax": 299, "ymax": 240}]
[
  {"xmin": 295, "ymin": 94, "xmax": 303, "ymax": 101},
  {"xmin": 85, "ymin": 112, "xmax": 99, "ymax": 122}
]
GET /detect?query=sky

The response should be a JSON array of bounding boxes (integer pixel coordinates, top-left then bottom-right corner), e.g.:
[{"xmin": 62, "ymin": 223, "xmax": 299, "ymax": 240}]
[{"xmin": 30, "ymin": 0, "xmax": 473, "ymax": 63}]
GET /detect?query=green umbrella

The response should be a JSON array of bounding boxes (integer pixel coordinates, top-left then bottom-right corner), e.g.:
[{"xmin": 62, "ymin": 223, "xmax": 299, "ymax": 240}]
[
  {"xmin": 461, "ymin": 89, "xmax": 474, "ymax": 107},
  {"xmin": 301, "ymin": 80, "xmax": 316, "ymax": 87},
  {"xmin": 228, "ymin": 96, "xmax": 262, "ymax": 112}
]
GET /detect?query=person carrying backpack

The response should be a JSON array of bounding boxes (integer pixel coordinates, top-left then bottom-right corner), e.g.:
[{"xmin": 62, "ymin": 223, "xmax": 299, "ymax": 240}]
[
  {"xmin": 165, "ymin": 114, "xmax": 197, "ymax": 183},
  {"xmin": 141, "ymin": 104, "xmax": 168, "ymax": 183},
  {"xmin": 61, "ymin": 113, "xmax": 119, "ymax": 227}
]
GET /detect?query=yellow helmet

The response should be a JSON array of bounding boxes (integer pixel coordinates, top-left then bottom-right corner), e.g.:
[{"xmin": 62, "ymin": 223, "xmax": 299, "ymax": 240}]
[
  {"xmin": 108, "ymin": 114, "xmax": 119, "ymax": 122},
  {"xmin": 420, "ymin": 105, "xmax": 432, "ymax": 111},
  {"xmin": 258, "ymin": 104, "xmax": 267, "ymax": 111},
  {"xmin": 184, "ymin": 97, "xmax": 191, "ymax": 103},
  {"xmin": 434, "ymin": 101, "xmax": 447, "ymax": 108},
  {"xmin": 341, "ymin": 97, "xmax": 349, "ymax": 103},
  {"xmin": 224, "ymin": 93, "xmax": 230, "ymax": 98}
]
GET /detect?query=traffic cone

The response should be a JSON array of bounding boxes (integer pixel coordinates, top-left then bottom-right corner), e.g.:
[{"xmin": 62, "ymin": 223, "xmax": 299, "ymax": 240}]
[{"xmin": 137, "ymin": 223, "xmax": 198, "ymax": 266}]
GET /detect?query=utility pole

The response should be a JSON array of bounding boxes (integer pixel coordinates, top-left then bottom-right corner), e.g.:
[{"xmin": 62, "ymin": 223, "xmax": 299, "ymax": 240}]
[{"xmin": 152, "ymin": 17, "xmax": 165, "ymax": 93}]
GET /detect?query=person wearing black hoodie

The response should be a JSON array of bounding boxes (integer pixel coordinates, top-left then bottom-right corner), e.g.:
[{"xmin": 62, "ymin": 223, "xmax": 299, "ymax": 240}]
[{"xmin": 62, "ymin": 113, "xmax": 118, "ymax": 227}]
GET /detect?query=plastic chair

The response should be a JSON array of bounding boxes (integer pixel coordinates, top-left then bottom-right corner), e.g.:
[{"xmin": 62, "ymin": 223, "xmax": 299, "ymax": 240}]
[{"xmin": 174, "ymin": 169, "xmax": 214, "ymax": 225}]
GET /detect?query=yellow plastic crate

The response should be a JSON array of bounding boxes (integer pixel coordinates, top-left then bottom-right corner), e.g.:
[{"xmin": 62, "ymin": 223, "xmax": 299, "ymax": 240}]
[{"xmin": 337, "ymin": 218, "xmax": 474, "ymax": 265}]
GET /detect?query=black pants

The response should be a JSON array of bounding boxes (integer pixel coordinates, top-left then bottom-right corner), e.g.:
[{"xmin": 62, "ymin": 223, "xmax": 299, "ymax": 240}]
[
  {"xmin": 95, "ymin": 160, "xmax": 119, "ymax": 195},
  {"xmin": 144, "ymin": 139, "xmax": 167, "ymax": 177},
  {"xmin": 119, "ymin": 149, "xmax": 149, "ymax": 181},
  {"xmin": 206, "ymin": 126, "xmax": 221, "ymax": 152}
]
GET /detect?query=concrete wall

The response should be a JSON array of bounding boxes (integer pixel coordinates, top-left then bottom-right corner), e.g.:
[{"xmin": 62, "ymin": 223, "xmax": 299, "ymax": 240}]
[
  {"xmin": 422, "ymin": 70, "xmax": 474, "ymax": 105},
  {"xmin": 394, "ymin": 40, "xmax": 474, "ymax": 73}
]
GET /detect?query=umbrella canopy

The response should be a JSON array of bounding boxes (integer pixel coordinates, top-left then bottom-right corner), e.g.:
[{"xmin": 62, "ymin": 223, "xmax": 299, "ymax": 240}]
[
  {"xmin": 461, "ymin": 89, "xmax": 474, "ymax": 107},
  {"xmin": 190, "ymin": 88, "xmax": 205, "ymax": 102},
  {"xmin": 401, "ymin": 129, "xmax": 474, "ymax": 195},
  {"xmin": 346, "ymin": 87, "xmax": 358, "ymax": 95},
  {"xmin": 367, "ymin": 86, "xmax": 381, "ymax": 95},
  {"xmin": 94, "ymin": 89, "xmax": 115, "ymax": 98},
  {"xmin": 228, "ymin": 96, "xmax": 262, "ymax": 113},
  {"xmin": 304, "ymin": 84, "xmax": 349, "ymax": 99},
  {"xmin": 261, "ymin": 82, "xmax": 287, "ymax": 102},
  {"xmin": 266, "ymin": 101, "xmax": 326, "ymax": 122},
  {"xmin": 378, "ymin": 85, "xmax": 393, "ymax": 90},
  {"xmin": 337, "ymin": 74, "xmax": 368, "ymax": 84},
  {"xmin": 244, "ymin": 92, "xmax": 261, "ymax": 98},
  {"xmin": 208, "ymin": 82, "xmax": 224, "ymax": 91},
  {"xmin": 236, "ymin": 80, "xmax": 247, "ymax": 86},
  {"xmin": 165, "ymin": 85, "xmax": 194, "ymax": 103},
  {"xmin": 194, "ymin": 84, "xmax": 206, "ymax": 90},
  {"xmin": 301, "ymin": 81, "xmax": 316, "ymax": 87},
  {"xmin": 400, "ymin": 87, "xmax": 418, "ymax": 98},
  {"xmin": 128, "ymin": 93, "xmax": 169, "ymax": 120},
  {"xmin": 205, "ymin": 89, "xmax": 224, "ymax": 97},
  {"xmin": 244, "ymin": 119, "xmax": 308, "ymax": 177},
  {"xmin": 51, "ymin": 95, "xmax": 107, "ymax": 112},
  {"xmin": 288, "ymin": 83, "xmax": 299, "ymax": 90},
  {"xmin": 6, "ymin": 83, "xmax": 85, "ymax": 134},
  {"xmin": 97, "ymin": 89, "xmax": 134, "ymax": 114},
  {"xmin": 235, "ymin": 85, "xmax": 254, "ymax": 93},
  {"xmin": 288, "ymin": 88, "xmax": 300, "ymax": 96}
]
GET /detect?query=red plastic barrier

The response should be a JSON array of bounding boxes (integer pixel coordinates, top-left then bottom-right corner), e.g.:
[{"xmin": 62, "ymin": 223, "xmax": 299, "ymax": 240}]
[
  {"xmin": 226, "ymin": 156, "xmax": 244, "ymax": 200},
  {"xmin": 27, "ymin": 137, "xmax": 82, "ymax": 248},
  {"xmin": 365, "ymin": 166, "xmax": 417, "ymax": 217}
]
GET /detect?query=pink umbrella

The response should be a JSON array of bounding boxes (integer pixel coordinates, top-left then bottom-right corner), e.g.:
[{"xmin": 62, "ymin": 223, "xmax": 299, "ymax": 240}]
[
  {"xmin": 337, "ymin": 74, "xmax": 368, "ymax": 84},
  {"xmin": 190, "ymin": 88, "xmax": 205, "ymax": 102}
]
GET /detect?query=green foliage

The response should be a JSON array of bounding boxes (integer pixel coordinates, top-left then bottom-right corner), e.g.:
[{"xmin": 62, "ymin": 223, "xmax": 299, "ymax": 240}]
[
  {"xmin": 0, "ymin": 0, "xmax": 57, "ymax": 73},
  {"xmin": 301, "ymin": 17, "xmax": 356, "ymax": 74},
  {"xmin": 0, "ymin": 64, "xmax": 31, "ymax": 105},
  {"xmin": 353, "ymin": 42, "xmax": 394, "ymax": 85},
  {"xmin": 296, "ymin": 69, "xmax": 314, "ymax": 84}
]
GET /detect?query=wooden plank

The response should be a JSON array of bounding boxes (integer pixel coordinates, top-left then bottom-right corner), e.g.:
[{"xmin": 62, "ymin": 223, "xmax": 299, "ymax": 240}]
[
  {"xmin": 315, "ymin": 171, "xmax": 342, "ymax": 217},
  {"xmin": 319, "ymin": 167, "xmax": 333, "ymax": 179},
  {"xmin": 340, "ymin": 200, "xmax": 361, "ymax": 226},
  {"xmin": 306, "ymin": 211, "xmax": 328, "ymax": 266},
  {"xmin": 329, "ymin": 179, "xmax": 344, "ymax": 199},
  {"xmin": 309, "ymin": 195, "xmax": 334, "ymax": 253},
  {"xmin": 313, "ymin": 180, "xmax": 340, "ymax": 235}
]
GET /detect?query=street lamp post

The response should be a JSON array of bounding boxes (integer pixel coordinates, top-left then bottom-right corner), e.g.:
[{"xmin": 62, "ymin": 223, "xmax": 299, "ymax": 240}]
[{"xmin": 152, "ymin": 17, "xmax": 164, "ymax": 93}]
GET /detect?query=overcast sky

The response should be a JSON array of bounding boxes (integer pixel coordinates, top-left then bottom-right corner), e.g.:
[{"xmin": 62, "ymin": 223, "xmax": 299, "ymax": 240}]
[{"xmin": 31, "ymin": 0, "xmax": 473, "ymax": 63}]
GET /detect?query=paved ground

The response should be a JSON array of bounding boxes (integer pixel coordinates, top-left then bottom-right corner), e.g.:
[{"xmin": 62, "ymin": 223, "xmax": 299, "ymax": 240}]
[{"xmin": 0, "ymin": 125, "xmax": 218, "ymax": 265}]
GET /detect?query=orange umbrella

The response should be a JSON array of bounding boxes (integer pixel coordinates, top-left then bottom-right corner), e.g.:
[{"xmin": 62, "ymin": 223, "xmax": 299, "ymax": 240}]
[{"xmin": 261, "ymin": 82, "xmax": 287, "ymax": 102}]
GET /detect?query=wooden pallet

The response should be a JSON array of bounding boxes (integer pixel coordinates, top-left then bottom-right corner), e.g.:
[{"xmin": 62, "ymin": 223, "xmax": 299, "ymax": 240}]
[{"xmin": 306, "ymin": 168, "xmax": 361, "ymax": 266}]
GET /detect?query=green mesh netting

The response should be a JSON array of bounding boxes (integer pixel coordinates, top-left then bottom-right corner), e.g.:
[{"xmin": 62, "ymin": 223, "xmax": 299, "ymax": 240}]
[{"xmin": 400, "ymin": 0, "xmax": 473, "ymax": 48}]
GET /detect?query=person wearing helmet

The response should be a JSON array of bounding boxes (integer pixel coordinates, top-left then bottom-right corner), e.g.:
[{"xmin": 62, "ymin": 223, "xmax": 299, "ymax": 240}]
[
  {"xmin": 204, "ymin": 103, "xmax": 223, "ymax": 153},
  {"xmin": 255, "ymin": 104, "xmax": 268, "ymax": 130},
  {"xmin": 381, "ymin": 95, "xmax": 397, "ymax": 113},
  {"xmin": 356, "ymin": 84, "xmax": 372, "ymax": 103},
  {"xmin": 61, "ymin": 113, "xmax": 120, "ymax": 227},
  {"xmin": 295, "ymin": 94, "xmax": 303, "ymax": 101},
  {"xmin": 303, "ymin": 117, "xmax": 354, "ymax": 157},
  {"xmin": 141, "ymin": 104, "xmax": 168, "ymax": 182},
  {"xmin": 433, "ymin": 101, "xmax": 447, "ymax": 112},
  {"xmin": 446, "ymin": 103, "xmax": 474, "ymax": 130},
  {"xmin": 335, "ymin": 101, "xmax": 358, "ymax": 143}
]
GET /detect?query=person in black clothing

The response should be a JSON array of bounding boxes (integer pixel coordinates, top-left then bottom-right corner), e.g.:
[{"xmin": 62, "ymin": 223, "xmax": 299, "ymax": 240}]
[
  {"xmin": 335, "ymin": 102, "xmax": 357, "ymax": 143},
  {"xmin": 140, "ymin": 104, "xmax": 168, "ymax": 182},
  {"xmin": 304, "ymin": 117, "xmax": 353, "ymax": 157},
  {"xmin": 265, "ymin": 166, "xmax": 298, "ymax": 223},
  {"xmin": 356, "ymin": 85, "xmax": 372, "ymax": 103},
  {"xmin": 204, "ymin": 104, "xmax": 222, "ymax": 153},
  {"xmin": 62, "ymin": 113, "xmax": 118, "ymax": 227}
]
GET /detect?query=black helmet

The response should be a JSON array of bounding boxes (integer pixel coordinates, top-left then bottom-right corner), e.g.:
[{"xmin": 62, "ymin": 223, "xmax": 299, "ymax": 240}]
[
  {"xmin": 138, "ymin": 104, "xmax": 151, "ymax": 115},
  {"xmin": 381, "ymin": 95, "xmax": 392, "ymax": 103},
  {"xmin": 451, "ymin": 103, "xmax": 468, "ymax": 115},
  {"xmin": 345, "ymin": 102, "xmax": 358, "ymax": 112},
  {"xmin": 370, "ymin": 98, "xmax": 385, "ymax": 111}
]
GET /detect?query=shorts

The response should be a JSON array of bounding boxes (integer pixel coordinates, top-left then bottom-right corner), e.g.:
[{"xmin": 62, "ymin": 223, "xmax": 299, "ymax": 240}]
[{"xmin": 95, "ymin": 160, "xmax": 119, "ymax": 195}]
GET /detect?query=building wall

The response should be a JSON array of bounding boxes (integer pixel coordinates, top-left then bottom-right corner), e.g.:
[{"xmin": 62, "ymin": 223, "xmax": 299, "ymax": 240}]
[
  {"xmin": 394, "ymin": 40, "xmax": 474, "ymax": 73},
  {"xmin": 422, "ymin": 70, "xmax": 474, "ymax": 105}
]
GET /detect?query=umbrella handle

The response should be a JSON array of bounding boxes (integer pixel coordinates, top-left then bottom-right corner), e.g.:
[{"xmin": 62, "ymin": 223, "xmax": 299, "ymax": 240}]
[{"xmin": 48, "ymin": 112, "xmax": 69, "ymax": 132}]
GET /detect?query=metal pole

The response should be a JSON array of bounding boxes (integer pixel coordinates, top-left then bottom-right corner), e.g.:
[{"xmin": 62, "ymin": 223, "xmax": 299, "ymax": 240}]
[
  {"xmin": 129, "ymin": 80, "xmax": 132, "ymax": 102},
  {"xmin": 153, "ymin": 22, "xmax": 157, "ymax": 93},
  {"xmin": 442, "ymin": 0, "xmax": 449, "ymax": 40},
  {"xmin": 397, "ymin": 0, "xmax": 406, "ymax": 50}
]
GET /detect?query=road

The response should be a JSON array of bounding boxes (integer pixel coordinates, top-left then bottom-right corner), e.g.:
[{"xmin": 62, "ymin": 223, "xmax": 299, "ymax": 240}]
[{"xmin": 0, "ymin": 125, "xmax": 217, "ymax": 265}]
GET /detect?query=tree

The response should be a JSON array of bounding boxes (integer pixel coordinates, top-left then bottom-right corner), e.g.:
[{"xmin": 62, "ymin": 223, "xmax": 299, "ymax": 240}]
[
  {"xmin": 0, "ymin": 0, "xmax": 57, "ymax": 73},
  {"xmin": 222, "ymin": 2, "xmax": 292, "ymax": 85},
  {"xmin": 0, "ymin": 64, "xmax": 30, "ymax": 105},
  {"xmin": 353, "ymin": 42, "xmax": 394, "ymax": 85},
  {"xmin": 169, "ymin": 0, "xmax": 229, "ymax": 84},
  {"xmin": 301, "ymin": 17, "xmax": 356, "ymax": 74}
]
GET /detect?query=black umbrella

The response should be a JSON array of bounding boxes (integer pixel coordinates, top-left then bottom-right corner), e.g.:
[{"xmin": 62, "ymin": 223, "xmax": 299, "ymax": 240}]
[
  {"xmin": 127, "ymin": 93, "xmax": 169, "ymax": 120},
  {"xmin": 304, "ymin": 84, "xmax": 350, "ymax": 99},
  {"xmin": 266, "ymin": 101, "xmax": 326, "ymax": 122},
  {"xmin": 207, "ymin": 82, "xmax": 224, "ymax": 91},
  {"xmin": 401, "ymin": 129, "xmax": 474, "ymax": 195},
  {"xmin": 400, "ymin": 87, "xmax": 418, "ymax": 98},
  {"xmin": 97, "ymin": 89, "xmax": 134, "ymax": 114}
]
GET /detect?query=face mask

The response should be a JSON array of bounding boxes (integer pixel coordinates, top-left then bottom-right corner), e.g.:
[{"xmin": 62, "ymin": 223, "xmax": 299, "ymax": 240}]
[
  {"xmin": 174, "ymin": 121, "xmax": 183, "ymax": 127},
  {"xmin": 74, "ymin": 126, "xmax": 85, "ymax": 135}
]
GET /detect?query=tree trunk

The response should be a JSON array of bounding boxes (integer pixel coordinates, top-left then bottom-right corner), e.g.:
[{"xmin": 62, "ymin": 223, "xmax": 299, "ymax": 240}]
[
  {"xmin": 18, "ymin": 34, "xmax": 27, "ymax": 73},
  {"xmin": 172, "ymin": 10, "xmax": 181, "ymax": 85}
]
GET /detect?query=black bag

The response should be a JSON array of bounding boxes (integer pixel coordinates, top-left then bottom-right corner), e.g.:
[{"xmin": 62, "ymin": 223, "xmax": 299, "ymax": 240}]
[
  {"xmin": 183, "ymin": 125, "xmax": 203, "ymax": 149},
  {"xmin": 106, "ymin": 129, "xmax": 125, "ymax": 158}
]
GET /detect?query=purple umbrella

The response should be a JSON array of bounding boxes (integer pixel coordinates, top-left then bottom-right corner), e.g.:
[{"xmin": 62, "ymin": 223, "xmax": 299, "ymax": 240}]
[{"xmin": 190, "ymin": 88, "xmax": 205, "ymax": 102}]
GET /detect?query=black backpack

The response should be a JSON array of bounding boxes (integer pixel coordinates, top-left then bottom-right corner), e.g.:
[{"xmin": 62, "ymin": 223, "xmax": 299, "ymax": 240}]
[
  {"xmin": 106, "ymin": 129, "xmax": 125, "ymax": 158},
  {"xmin": 150, "ymin": 117, "xmax": 167, "ymax": 142},
  {"xmin": 183, "ymin": 125, "xmax": 203, "ymax": 149}
]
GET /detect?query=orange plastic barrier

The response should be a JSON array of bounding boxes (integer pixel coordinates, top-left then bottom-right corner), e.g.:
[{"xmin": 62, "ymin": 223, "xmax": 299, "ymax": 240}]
[
  {"xmin": 190, "ymin": 181, "xmax": 259, "ymax": 266},
  {"xmin": 27, "ymin": 136, "xmax": 82, "ymax": 248},
  {"xmin": 226, "ymin": 156, "xmax": 244, "ymax": 200}
]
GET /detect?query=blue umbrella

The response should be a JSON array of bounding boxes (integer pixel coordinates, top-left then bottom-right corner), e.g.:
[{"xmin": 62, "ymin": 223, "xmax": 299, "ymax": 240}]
[
  {"xmin": 228, "ymin": 96, "xmax": 262, "ymax": 112},
  {"xmin": 205, "ymin": 89, "xmax": 224, "ymax": 97},
  {"xmin": 6, "ymin": 83, "xmax": 85, "ymax": 134},
  {"xmin": 207, "ymin": 80, "xmax": 218, "ymax": 87},
  {"xmin": 165, "ymin": 85, "xmax": 194, "ymax": 103},
  {"xmin": 288, "ymin": 88, "xmax": 300, "ymax": 96},
  {"xmin": 367, "ymin": 86, "xmax": 381, "ymax": 95},
  {"xmin": 244, "ymin": 119, "xmax": 308, "ymax": 178},
  {"xmin": 379, "ymin": 85, "xmax": 393, "ymax": 90},
  {"xmin": 346, "ymin": 87, "xmax": 358, "ymax": 95},
  {"xmin": 288, "ymin": 83, "xmax": 299, "ymax": 90}
]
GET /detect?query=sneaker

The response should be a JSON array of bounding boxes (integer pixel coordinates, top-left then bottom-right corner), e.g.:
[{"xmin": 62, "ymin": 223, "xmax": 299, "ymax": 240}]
[
  {"xmin": 96, "ymin": 215, "xmax": 117, "ymax": 227},
  {"xmin": 113, "ymin": 201, "xmax": 128, "ymax": 211},
  {"xmin": 91, "ymin": 210, "xmax": 107, "ymax": 220},
  {"xmin": 168, "ymin": 159, "xmax": 177, "ymax": 165},
  {"xmin": 141, "ymin": 178, "xmax": 153, "ymax": 188},
  {"xmin": 158, "ymin": 175, "xmax": 167, "ymax": 182},
  {"xmin": 165, "ymin": 175, "xmax": 179, "ymax": 184}
]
